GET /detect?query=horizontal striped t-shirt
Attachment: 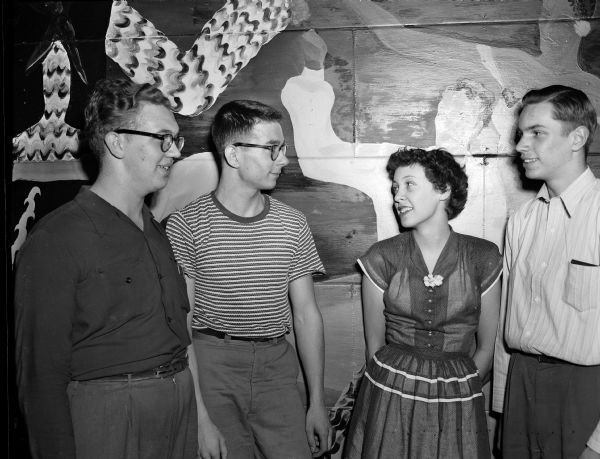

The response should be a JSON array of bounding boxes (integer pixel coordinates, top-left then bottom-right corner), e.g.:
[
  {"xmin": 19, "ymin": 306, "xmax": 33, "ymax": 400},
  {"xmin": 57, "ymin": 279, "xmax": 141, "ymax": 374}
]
[{"xmin": 166, "ymin": 191, "xmax": 325, "ymax": 337}]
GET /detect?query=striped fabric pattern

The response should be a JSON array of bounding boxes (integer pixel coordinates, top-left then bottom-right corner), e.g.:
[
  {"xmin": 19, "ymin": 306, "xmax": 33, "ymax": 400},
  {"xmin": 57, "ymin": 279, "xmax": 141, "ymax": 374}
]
[
  {"xmin": 365, "ymin": 351, "xmax": 483, "ymax": 404},
  {"xmin": 166, "ymin": 192, "xmax": 324, "ymax": 337},
  {"xmin": 493, "ymin": 168, "xmax": 600, "ymax": 434},
  {"xmin": 344, "ymin": 343, "xmax": 490, "ymax": 459}
]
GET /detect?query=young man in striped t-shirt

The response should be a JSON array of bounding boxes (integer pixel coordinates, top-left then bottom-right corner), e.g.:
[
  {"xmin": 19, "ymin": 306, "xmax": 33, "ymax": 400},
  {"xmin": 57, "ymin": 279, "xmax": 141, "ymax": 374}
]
[{"xmin": 166, "ymin": 100, "xmax": 332, "ymax": 459}]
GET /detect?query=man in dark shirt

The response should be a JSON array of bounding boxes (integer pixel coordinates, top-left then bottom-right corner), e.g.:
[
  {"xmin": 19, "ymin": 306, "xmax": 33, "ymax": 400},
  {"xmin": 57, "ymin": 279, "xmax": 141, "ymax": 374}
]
[{"xmin": 14, "ymin": 79, "xmax": 224, "ymax": 459}]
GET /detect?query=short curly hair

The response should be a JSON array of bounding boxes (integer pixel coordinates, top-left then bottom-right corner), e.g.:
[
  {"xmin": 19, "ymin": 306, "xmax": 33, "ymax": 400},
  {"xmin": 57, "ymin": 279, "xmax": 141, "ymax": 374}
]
[
  {"xmin": 83, "ymin": 78, "xmax": 171, "ymax": 161},
  {"xmin": 386, "ymin": 147, "xmax": 468, "ymax": 220}
]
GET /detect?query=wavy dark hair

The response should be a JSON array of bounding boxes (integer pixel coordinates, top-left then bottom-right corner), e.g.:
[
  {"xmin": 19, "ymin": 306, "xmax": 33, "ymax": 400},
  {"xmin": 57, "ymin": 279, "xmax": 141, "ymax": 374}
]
[
  {"xmin": 520, "ymin": 85, "xmax": 597, "ymax": 154},
  {"xmin": 83, "ymin": 79, "xmax": 171, "ymax": 161},
  {"xmin": 211, "ymin": 100, "xmax": 283, "ymax": 156},
  {"xmin": 386, "ymin": 147, "xmax": 468, "ymax": 220}
]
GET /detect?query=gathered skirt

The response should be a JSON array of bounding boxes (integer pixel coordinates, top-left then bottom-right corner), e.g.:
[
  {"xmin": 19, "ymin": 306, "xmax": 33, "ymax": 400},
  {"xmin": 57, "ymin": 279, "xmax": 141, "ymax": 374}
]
[{"xmin": 343, "ymin": 343, "xmax": 491, "ymax": 459}]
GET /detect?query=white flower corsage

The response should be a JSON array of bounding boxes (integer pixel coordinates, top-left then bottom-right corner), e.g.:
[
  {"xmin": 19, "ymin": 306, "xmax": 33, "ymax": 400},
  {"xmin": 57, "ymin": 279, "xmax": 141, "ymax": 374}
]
[{"xmin": 423, "ymin": 274, "xmax": 444, "ymax": 288}]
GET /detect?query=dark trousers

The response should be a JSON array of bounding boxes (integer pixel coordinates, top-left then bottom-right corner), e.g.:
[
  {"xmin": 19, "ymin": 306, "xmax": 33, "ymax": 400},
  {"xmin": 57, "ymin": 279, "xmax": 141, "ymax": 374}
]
[
  {"xmin": 193, "ymin": 332, "xmax": 312, "ymax": 459},
  {"xmin": 67, "ymin": 367, "xmax": 198, "ymax": 459},
  {"xmin": 502, "ymin": 352, "xmax": 600, "ymax": 459}
]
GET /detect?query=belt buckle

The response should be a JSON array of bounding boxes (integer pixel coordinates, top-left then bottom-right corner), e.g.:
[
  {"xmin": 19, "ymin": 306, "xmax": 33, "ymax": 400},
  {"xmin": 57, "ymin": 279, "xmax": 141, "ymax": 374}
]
[{"xmin": 153, "ymin": 363, "xmax": 173, "ymax": 378}]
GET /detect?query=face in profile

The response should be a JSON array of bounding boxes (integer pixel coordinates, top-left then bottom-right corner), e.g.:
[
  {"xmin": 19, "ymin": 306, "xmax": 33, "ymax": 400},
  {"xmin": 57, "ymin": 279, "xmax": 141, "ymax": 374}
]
[
  {"xmin": 119, "ymin": 103, "xmax": 182, "ymax": 196},
  {"xmin": 515, "ymin": 101, "xmax": 575, "ymax": 184},
  {"xmin": 392, "ymin": 163, "xmax": 448, "ymax": 229},
  {"xmin": 233, "ymin": 120, "xmax": 289, "ymax": 191}
]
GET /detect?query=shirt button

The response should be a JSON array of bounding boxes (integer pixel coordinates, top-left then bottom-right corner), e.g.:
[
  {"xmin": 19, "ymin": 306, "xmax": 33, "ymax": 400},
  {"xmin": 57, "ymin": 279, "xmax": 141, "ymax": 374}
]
[
  {"xmin": 125, "ymin": 277, "xmax": 133, "ymax": 283},
  {"xmin": 534, "ymin": 296, "xmax": 541, "ymax": 303},
  {"xmin": 541, "ymin": 262, "xmax": 547, "ymax": 268}
]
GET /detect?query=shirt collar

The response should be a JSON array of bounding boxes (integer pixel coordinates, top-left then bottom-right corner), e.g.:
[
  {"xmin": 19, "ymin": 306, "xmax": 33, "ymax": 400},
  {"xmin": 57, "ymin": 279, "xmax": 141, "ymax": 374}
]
[
  {"xmin": 75, "ymin": 186, "xmax": 153, "ymax": 235},
  {"xmin": 536, "ymin": 168, "xmax": 596, "ymax": 217}
]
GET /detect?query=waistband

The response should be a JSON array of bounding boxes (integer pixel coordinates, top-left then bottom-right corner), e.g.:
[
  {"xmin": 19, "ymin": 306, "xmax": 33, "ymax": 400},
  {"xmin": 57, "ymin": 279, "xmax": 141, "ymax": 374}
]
[
  {"xmin": 518, "ymin": 351, "xmax": 571, "ymax": 365},
  {"xmin": 77, "ymin": 355, "xmax": 188, "ymax": 382},
  {"xmin": 193, "ymin": 327, "xmax": 286, "ymax": 344},
  {"xmin": 387, "ymin": 341, "xmax": 470, "ymax": 361}
]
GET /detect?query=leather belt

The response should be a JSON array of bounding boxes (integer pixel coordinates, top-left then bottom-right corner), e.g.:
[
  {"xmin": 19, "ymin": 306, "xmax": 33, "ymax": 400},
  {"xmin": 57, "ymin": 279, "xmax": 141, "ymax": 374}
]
[
  {"xmin": 193, "ymin": 327, "xmax": 286, "ymax": 343},
  {"xmin": 81, "ymin": 356, "xmax": 188, "ymax": 382},
  {"xmin": 520, "ymin": 352, "xmax": 569, "ymax": 365}
]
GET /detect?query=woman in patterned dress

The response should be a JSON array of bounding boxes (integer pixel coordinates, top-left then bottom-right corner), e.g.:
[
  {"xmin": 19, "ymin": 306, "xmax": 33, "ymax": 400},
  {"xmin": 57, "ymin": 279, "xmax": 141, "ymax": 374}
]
[{"xmin": 343, "ymin": 147, "xmax": 502, "ymax": 459}]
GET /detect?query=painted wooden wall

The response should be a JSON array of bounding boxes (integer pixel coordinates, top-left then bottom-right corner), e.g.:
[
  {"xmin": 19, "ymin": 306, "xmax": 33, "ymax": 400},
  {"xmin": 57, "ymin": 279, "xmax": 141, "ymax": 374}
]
[{"xmin": 8, "ymin": 1, "xmax": 600, "ymax": 457}]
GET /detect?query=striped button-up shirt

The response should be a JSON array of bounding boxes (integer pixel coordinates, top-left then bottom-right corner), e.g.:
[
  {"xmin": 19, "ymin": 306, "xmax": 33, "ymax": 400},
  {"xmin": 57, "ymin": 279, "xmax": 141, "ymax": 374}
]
[{"xmin": 493, "ymin": 168, "xmax": 600, "ymax": 451}]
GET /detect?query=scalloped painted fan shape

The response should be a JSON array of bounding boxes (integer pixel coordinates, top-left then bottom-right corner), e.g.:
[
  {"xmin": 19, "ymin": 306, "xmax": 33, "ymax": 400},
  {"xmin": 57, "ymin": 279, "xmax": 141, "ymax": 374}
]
[{"xmin": 105, "ymin": 0, "xmax": 291, "ymax": 117}]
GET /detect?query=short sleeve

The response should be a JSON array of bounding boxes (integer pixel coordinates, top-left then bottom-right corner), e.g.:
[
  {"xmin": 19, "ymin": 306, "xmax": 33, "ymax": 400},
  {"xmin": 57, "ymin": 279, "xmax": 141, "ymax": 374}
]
[
  {"xmin": 473, "ymin": 240, "xmax": 502, "ymax": 295},
  {"xmin": 358, "ymin": 240, "xmax": 395, "ymax": 291},
  {"xmin": 289, "ymin": 215, "xmax": 325, "ymax": 281},
  {"xmin": 166, "ymin": 211, "xmax": 197, "ymax": 279}
]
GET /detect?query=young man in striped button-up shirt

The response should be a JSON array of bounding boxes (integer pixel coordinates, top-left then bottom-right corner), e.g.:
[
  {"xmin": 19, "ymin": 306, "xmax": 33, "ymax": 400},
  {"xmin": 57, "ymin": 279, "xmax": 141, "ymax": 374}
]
[{"xmin": 493, "ymin": 85, "xmax": 600, "ymax": 459}]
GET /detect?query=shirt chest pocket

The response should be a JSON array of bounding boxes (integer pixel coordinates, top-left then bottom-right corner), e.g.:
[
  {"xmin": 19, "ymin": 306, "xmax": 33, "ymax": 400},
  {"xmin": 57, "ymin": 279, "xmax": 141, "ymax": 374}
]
[
  {"xmin": 563, "ymin": 261, "xmax": 600, "ymax": 312},
  {"xmin": 78, "ymin": 260, "xmax": 154, "ymax": 317}
]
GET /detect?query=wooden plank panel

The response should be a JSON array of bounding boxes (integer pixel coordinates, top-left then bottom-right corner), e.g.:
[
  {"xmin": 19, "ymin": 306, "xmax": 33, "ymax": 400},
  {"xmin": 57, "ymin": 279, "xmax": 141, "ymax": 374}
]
[
  {"xmin": 316, "ymin": 283, "xmax": 365, "ymax": 394},
  {"xmin": 272, "ymin": 159, "xmax": 378, "ymax": 279},
  {"xmin": 126, "ymin": 0, "xmax": 593, "ymax": 34},
  {"xmin": 353, "ymin": 21, "xmax": 600, "ymax": 150},
  {"xmin": 107, "ymin": 28, "xmax": 356, "ymax": 155},
  {"xmin": 288, "ymin": 282, "xmax": 364, "ymax": 406},
  {"xmin": 338, "ymin": 0, "xmax": 546, "ymax": 28},
  {"xmin": 127, "ymin": 0, "xmax": 361, "ymax": 34}
]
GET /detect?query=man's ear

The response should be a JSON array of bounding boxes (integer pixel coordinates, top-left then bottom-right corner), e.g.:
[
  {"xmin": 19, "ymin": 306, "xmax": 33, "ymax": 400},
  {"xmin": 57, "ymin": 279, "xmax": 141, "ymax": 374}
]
[
  {"xmin": 223, "ymin": 144, "xmax": 240, "ymax": 168},
  {"xmin": 104, "ymin": 131, "xmax": 125, "ymax": 159},
  {"xmin": 570, "ymin": 125, "xmax": 589, "ymax": 153}
]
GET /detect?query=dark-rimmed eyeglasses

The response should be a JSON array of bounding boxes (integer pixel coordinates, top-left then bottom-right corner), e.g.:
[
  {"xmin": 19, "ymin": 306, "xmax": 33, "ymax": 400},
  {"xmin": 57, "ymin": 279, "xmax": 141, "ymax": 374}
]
[
  {"xmin": 232, "ymin": 142, "xmax": 287, "ymax": 161},
  {"xmin": 115, "ymin": 129, "xmax": 185, "ymax": 153}
]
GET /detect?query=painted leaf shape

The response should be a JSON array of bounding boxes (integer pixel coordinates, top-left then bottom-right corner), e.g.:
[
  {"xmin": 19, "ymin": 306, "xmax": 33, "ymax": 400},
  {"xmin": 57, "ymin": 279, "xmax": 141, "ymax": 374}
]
[
  {"xmin": 13, "ymin": 41, "xmax": 79, "ymax": 163},
  {"xmin": 105, "ymin": 0, "xmax": 291, "ymax": 116}
]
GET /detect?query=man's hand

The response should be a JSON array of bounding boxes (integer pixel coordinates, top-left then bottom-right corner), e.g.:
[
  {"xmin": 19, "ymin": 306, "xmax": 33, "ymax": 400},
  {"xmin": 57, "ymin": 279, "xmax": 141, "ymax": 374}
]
[
  {"xmin": 305, "ymin": 403, "xmax": 333, "ymax": 457},
  {"xmin": 579, "ymin": 446, "xmax": 600, "ymax": 459},
  {"xmin": 198, "ymin": 418, "xmax": 228, "ymax": 459}
]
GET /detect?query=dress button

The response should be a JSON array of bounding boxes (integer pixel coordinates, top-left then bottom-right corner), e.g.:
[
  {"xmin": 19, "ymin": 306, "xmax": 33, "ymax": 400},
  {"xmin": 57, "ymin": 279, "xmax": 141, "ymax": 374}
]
[
  {"xmin": 427, "ymin": 299, "xmax": 433, "ymax": 303},
  {"xmin": 427, "ymin": 309, "xmax": 433, "ymax": 314},
  {"xmin": 428, "ymin": 289, "xmax": 433, "ymax": 293},
  {"xmin": 428, "ymin": 331, "xmax": 433, "ymax": 336},
  {"xmin": 426, "ymin": 320, "xmax": 432, "ymax": 324},
  {"xmin": 427, "ymin": 344, "xmax": 432, "ymax": 348},
  {"xmin": 125, "ymin": 277, "xmax": 132, "ymax": 283}
]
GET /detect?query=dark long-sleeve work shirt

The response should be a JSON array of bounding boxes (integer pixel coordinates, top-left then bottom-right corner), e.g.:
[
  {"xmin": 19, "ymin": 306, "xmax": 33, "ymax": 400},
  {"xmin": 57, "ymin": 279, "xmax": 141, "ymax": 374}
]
[{"xmin": 14, "ymin": 187, "xmax": 191, "ymax": 459}]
